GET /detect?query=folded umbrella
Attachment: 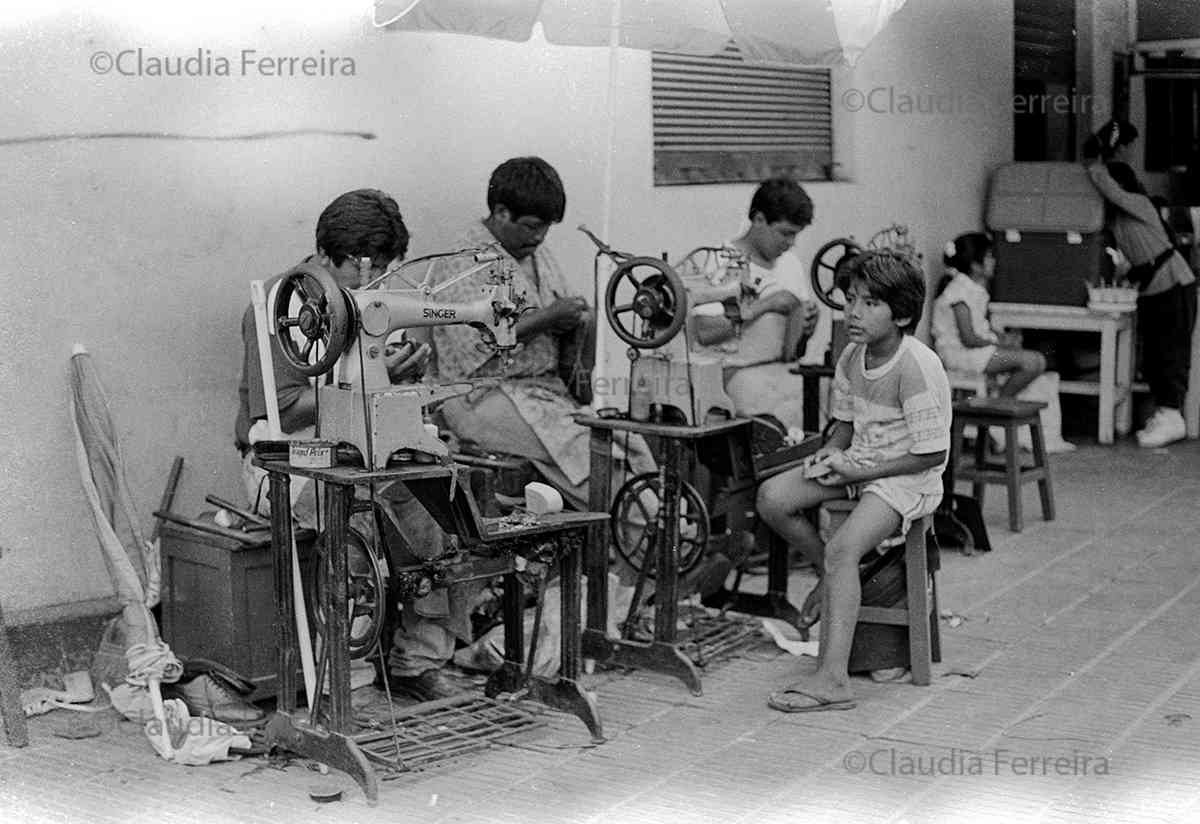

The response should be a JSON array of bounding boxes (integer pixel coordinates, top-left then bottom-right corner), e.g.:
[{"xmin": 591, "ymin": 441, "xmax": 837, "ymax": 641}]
[{"xmin": 69, "ymin": 345, "xmax": 181, "ymax": 758}]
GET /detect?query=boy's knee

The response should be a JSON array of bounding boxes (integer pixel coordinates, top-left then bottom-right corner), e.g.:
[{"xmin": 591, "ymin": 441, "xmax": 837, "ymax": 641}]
[
  {"xmin": 822, "ymin": 535, "xmax": 863, "ymax": 571},
  {"xmin": 756, "ymin": 478, "xmax": 786, "ymax": 517}
]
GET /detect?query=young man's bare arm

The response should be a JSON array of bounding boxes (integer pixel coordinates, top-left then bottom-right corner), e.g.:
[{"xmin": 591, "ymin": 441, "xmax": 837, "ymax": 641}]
[
  {"xmin": 277, "ymin": 389, "xmax": 317, "ymax": 435},
  {"xmin": 693, "ymin": 290, "xmax": 801, "ymax": 346}
]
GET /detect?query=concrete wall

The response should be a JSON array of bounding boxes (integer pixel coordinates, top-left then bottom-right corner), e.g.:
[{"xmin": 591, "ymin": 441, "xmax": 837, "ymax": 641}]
[
  {"xmin": 1077, "ymin": 0, "xmax": 1124, "ymax": 135},
  {"xmin": 0, "ymin": 0, "xmax": 1014, "ymax": 619}
]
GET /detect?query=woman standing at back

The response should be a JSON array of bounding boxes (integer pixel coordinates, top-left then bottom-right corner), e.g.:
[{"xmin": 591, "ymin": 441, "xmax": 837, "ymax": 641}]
[{"xmin": 1085, "ymin": 119, "xmax": 1197, "ymax": 448}]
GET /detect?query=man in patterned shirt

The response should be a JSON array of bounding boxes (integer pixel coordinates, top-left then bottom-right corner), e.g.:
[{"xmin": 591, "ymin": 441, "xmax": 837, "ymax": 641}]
[{"xmin": 412, "ymin": 156, "xmax": 654, "ymax": 509}]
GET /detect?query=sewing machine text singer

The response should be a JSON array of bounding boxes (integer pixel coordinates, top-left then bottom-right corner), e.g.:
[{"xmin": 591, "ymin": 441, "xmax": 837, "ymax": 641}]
[{"xmin": 271, "ymin": 246, "xmax": 526, "ymax": 468}]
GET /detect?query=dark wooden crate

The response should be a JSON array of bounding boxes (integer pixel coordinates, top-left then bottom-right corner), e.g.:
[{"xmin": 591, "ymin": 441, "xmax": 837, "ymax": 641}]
[{"xmin": 160, "ymin": 521, "xmax": 314, "ymax": 696}]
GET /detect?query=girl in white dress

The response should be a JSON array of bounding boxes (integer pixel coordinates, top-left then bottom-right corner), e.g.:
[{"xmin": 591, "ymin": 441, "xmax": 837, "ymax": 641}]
[{"xmin": 932, "ymin": 232, "xmax": 1046, "ymax": 397}]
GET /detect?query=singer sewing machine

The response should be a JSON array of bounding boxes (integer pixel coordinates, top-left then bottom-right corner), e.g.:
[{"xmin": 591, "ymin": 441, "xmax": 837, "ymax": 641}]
[
  {"xmin": 271, "ymin": 246, "xmax": 525, "ymax": 469},
  {"xmin": 580, "ymin": 229, "xmax": 737, "ymax": 426},
  {"xmin": 258, "ymin": 247, "xmax": 608, "ymax": 802}
]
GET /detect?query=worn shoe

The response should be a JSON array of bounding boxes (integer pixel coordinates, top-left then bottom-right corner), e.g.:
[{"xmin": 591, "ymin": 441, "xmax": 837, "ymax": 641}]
[
  {"xmin": 378, "ymin": 668, "xmax": 465, "ymax": 702},
  {"xmin": 1137, "ymin": 408, "xmax": 1186, "ymax": 448},
  {"xmin": 166, "ymin": 674, "xmax": 267, "ymax": 727}
]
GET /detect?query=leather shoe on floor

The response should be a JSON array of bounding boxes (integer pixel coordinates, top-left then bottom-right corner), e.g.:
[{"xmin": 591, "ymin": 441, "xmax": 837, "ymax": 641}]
[
  {"xmin": 377, "ymin": 668, "xmax": 465, "ymax": 702},
  {"xmin": 165, "ymin": 674, "xmax": 267, "ymax": 727}
]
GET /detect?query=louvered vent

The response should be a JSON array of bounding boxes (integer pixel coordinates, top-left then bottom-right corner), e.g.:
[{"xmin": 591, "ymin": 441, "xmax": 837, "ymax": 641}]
[{"xmin": 652, "ymin": 44, "xmax": 832, "ymax": 186}]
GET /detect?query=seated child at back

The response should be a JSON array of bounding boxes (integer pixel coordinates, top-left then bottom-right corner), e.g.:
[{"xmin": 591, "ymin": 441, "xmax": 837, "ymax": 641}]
[
  {"xmin": 932, "ymin": 232, "xmax": 1046, "ymax": 397},
  {"xmin": 755, "ymin": 249, "xmax": 951, "ymax": 713}
]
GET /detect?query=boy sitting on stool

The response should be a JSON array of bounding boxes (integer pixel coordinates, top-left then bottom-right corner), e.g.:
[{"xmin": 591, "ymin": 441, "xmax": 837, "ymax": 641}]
[{"xmin": 756, "ymin": 250, "xmax": 951, "ymax": 712}]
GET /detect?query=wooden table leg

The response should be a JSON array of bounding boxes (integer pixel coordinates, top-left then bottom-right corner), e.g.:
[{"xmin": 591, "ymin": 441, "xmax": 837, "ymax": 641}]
[
  {"xmin": 1115, "ymin": 316, "xmax": 1134, "ymax": 437},
  {"xmin": 1099, "ymin": 320, "xmax": 1117, "ymax": 444}
]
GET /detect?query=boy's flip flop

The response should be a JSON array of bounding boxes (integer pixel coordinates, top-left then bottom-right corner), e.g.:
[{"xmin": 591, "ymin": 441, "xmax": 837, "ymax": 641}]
[{"xmin": 767, "ymin": 684, "xmax": 856, "ymax": 713}]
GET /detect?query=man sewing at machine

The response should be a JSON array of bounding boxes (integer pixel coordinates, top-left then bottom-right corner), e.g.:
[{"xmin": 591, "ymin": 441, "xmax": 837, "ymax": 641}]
[
  {"xmin": 681, "ymin": 176, "xmax": 821, "ymax": 432},
  {"xmin": 235, "ymin": 188, "xmax": 466, "ymax": 703},
  {"xmin": 411, "ymin": 156, "xmax": 656, "ymax": 509}
]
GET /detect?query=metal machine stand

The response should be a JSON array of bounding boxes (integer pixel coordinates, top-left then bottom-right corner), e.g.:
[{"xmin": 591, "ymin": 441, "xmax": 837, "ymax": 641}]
[
  {"xmin": 256, "ymin": 458, "xmax": 606, "ymax": 804},
  {"xmin": 574, "ymin": 415, "xmax": 818, "ymax": 696}
]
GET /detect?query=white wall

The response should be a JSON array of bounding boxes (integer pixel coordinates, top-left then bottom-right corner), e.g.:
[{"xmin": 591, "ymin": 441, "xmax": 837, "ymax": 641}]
[
  {"xmin": 1087, "ymin": 0, "xmax": 1132, "ymax": 132},
  {"xmin": 0, "ymin": 0, "xmax": 1014, "ymax": 618}
]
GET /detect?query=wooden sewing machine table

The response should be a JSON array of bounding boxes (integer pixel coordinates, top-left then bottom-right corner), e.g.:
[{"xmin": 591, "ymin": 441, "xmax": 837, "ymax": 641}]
[
  {"xmin": 254, "ymin": 457, "xmax": 607, "ymax": 804},
  {"xmin": 574, "ymin": 415, "xmax": 820, "ymax": 695}
]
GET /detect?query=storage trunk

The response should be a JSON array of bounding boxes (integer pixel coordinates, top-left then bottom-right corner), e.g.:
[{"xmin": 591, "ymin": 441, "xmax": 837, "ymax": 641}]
[
  {"xmin": 987, "ymin": 162, "xmax": 1113, "ymax": 306},
  {"xmin": 160, "ymin": 520, "xmax": 315, "ymax": 697}
]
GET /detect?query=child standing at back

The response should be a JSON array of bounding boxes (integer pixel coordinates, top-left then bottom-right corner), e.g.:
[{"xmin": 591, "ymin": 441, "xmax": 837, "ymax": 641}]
[
  {"xmin": 932, "ymin": 232, "xmax": 1046, "ymax": 397},
  {"xmin": 756, "ymin": 250, "xmax": 951, "ymax": 712}
]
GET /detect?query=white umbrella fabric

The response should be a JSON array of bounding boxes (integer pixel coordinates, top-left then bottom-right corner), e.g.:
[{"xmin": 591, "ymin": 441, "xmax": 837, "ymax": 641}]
[{"xmin": 374, "ymin": 0, "xmax": 909, "ymax": 67}]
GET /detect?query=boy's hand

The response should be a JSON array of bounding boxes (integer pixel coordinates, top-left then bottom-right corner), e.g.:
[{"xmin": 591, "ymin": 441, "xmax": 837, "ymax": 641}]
[
  {"xmin": 815, "ymin": 451, "xmax": 865, "ymax": 486},
  {"xmin": 385, "ymin": 338, "xmax": 432, "ymax": 383},
  {"xmin": 810, "ymin": 445, "xmax": 843, "ymax": 464}
]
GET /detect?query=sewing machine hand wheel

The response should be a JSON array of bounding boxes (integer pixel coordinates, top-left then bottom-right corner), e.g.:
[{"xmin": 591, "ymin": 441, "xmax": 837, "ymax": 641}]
[
  {"xmin": 310, "ymin": 526, "xmax": 388, "ymax": 660},
  {"xmin": 273, "ymin": 262, "xmax": 353, "ymax": 376},
  {"xmin": 810, "ymin": 238, "xmax": 863, "ymax": 311},
  {"xmin": 610, "ymin": 472, "xmax": 708, "ymax": 577},
  {"xmin": 605, "ymin": 257, "xmax": 688, "ymax": 349}
]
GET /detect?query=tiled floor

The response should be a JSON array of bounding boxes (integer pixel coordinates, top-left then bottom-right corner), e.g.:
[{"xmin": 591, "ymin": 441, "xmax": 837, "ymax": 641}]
[{"xmin": 3, "ymin": 439, "xmax": 1199, "ymax": 823}]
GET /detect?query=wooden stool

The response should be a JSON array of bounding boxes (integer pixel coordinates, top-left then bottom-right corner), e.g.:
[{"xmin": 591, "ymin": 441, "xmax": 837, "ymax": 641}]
[
  {"xmin": 951, "ymin": 397, "xmax": 1055, "ymax": 533},
  {"xmin": 819, "ymin": 500, "xmax": 940, "ymax": 686}
]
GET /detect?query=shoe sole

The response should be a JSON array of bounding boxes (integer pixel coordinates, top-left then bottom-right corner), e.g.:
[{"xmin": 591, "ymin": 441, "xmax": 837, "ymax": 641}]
[{"xmin": 1139, "ymin": 437, "xmax": 1185, "ymax": 448}]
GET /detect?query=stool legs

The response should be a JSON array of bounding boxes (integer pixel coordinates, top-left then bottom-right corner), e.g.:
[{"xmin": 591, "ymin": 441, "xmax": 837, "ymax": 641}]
[
  {"xmin": 1028, "ymin": 420, "xmax": 1056, "ymax": 522},
  {"xmin": 1004, "ymin": 422, "xmax": 1024, "ymax": 532},
  {"xmin": 954, "ymin": 411, "xmax": 1055, "ymax": 534},
  {"xmin": 971, "ymin": 423, "xmax": 988, "ymax": 507},
  {"xmin": 904, "ymin": 522, "xmax": 933, "ymax": 686},
  {"xmin": 930, "ymin": 573, "xmax": 942, "ymax": 664}
]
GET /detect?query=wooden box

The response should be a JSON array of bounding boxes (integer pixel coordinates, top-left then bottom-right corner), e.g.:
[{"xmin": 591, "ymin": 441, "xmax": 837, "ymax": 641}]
[{"xmin": 160, "ymin": 521, "xmax": 314, "ymax": 696}]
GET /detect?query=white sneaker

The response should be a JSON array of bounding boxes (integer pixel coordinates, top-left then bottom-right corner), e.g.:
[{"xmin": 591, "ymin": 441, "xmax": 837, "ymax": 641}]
[
  {"xmin": 1137, "ymin": 408, "xmax": 1186, "ymax": 448},
  {"xmin": 1135, "ymin": 409, "xmax": 1164, "ymax": 444}
]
